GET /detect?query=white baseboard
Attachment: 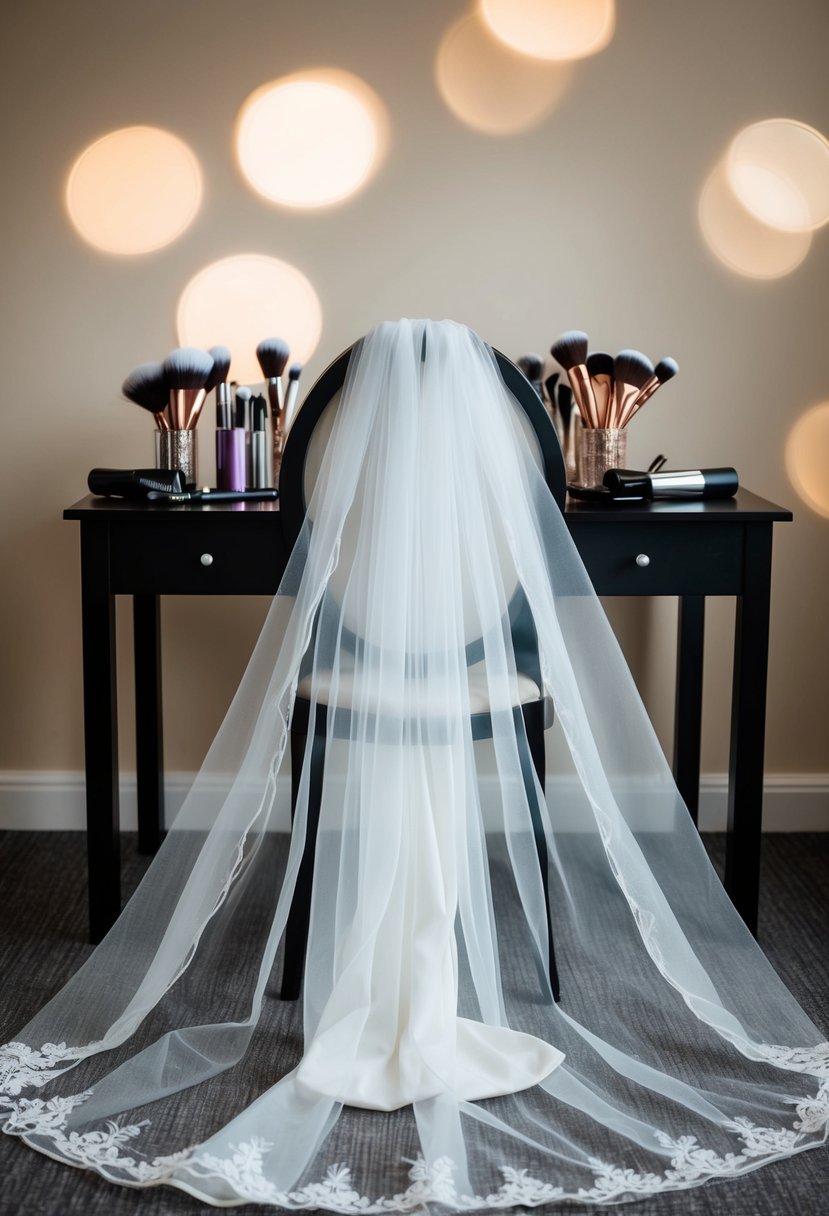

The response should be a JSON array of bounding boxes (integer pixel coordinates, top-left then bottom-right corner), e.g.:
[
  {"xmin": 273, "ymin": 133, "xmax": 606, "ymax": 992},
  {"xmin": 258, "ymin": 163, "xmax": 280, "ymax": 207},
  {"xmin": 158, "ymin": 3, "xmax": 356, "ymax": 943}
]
[{"xmin": 0, "ymin": 771, "xmax": 826, "ymax": 833}]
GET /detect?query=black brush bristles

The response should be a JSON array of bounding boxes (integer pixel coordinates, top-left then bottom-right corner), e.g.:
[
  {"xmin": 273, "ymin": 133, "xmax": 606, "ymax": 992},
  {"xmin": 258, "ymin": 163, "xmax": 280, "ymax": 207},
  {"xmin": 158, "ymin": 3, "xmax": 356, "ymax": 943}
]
[
  {"xmin": 205, "ymin": 345, "xmax": 232, "ymax": 393},
  {"xmin": 587, "ymin": 352, "xmax": 615, "ymax": 427},
  {"xmin": 256, "ymin": 338, "xmax": 290, "ymax": 380},
  {"xmin": 655, "ymin": 357, "xmax": 679, "ymax": 384},
  {"xmin": 235, "ymin": 386, "xmax": 252, "ymax": 430},
  {"xmin": 163, "ymin": 348, "xmax": 214, "ymax": 429},
  {"xmin": 557, "ymin": 383, "xmax": 574, "ymax": 428},
  {"xmin": 614, "ymin": 349, "xmax": 654, "ymax": 390},
  {"xmin": 544, "ymin": 372, "xmax": 559, "ymax": 404},
  {"xmin": 162, "ymin": 347, "xmax": 214, "ymax": 390},
  {"xmin": 518, "ymin": 353, "xmax": 544, "ymax": 382},
  {"xmin": 121, "ymin": 361, "xmax": 169, "ymax": 421},
  {"xmin": 586, "ymin": 352, "xmax": 614, "ymax": 380},
  {"xmin": 550, "ymin": 330, "xmax": 589, "ymax": 370},
  {"xmin": 284, "ymin": 364, "xmax": 304, "ymax": 431}
]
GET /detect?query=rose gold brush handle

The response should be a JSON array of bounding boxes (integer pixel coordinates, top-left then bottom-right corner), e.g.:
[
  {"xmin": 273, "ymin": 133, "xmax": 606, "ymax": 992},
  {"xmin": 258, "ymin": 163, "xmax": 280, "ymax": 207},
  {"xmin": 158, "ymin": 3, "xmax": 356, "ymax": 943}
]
[
  {"xmin": 169, "ymin": 388, "xmax": 207, "ymax": 430},
  {"xmin": 612, "ymin": 382, "xmax": 641, "ymax": 429},
  {"xmin": 567, "ymin": 365, "xmax": 599, "ymax": 428},
  {"xmin": 266, "ymin": 380, "xmax": 286, "ymax": 482},
  {"xmin": 620, "ymin": 378, "xmax": 660, "ymax": 428},
  {"xmin": 590, "ymin": 373, "xmax": 613, "ymax": 428}
]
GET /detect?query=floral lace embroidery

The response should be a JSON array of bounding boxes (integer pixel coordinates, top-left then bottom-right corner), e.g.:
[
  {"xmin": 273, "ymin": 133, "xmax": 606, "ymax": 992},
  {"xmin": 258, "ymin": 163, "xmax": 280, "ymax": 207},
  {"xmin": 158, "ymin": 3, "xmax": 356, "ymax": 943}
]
[
  {"xmin": 0, "ymin": 1042, "xmax": 87, "ymax": 1097},
  {"xmin": 2, "ymin": 1039, "xmax": 828, "ymax": 1210}
]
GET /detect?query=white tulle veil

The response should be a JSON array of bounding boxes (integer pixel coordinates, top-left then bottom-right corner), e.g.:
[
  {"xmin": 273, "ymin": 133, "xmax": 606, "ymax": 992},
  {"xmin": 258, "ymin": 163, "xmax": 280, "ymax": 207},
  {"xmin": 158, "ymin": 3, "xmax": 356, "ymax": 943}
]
[{"xmin": 1, "ymin": 319, "xmax": 827, "ymax": 1210}]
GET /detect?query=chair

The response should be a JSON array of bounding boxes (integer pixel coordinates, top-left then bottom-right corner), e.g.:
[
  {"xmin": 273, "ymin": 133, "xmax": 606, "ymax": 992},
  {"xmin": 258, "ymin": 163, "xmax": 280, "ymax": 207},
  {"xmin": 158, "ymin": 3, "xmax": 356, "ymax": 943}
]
[{"xmin": 277, "ymin": 341, "xmax": 567, "ymax": 1003}]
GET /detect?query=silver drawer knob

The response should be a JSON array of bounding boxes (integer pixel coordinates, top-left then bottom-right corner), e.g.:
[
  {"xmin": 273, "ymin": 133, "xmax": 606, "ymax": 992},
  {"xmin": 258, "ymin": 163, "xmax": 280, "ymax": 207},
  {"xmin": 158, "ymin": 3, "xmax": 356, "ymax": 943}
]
[
  {"xmin": 635, "ymin": 553, "xmax": 650, "ymax": 568},
  {"xmin": 200, "ymin": 553, "xmax": 214, "ymax": 567}
]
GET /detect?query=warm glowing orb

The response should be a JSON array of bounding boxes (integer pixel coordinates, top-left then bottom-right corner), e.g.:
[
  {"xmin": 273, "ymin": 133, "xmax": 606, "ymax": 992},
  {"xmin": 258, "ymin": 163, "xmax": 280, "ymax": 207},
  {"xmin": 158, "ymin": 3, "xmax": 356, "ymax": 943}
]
[
  {"xmin": 66, "ymin": 126, "xmax": 202, "ymax": 255},
  {"xmin": 236, "ymin": 70, "xmax": 387, "ymax": 208},
  {"xmin": 479, "ymin": 0, "xmax": 615, "ymax": 61},
  {"xmin": 436, "ymin": 12, "xmax": 573, "ymax": 135},
  {"xmin": 177, "ymin": 255, "xmax": 322, "ymax": 383},
  {"xmin": 786, "ymin": 403, "xmax": 829, "ymax": 520},
  {"xmin": 698, "ymin": 159, "xmax": 811, "ymax": 279},
  {"xmin": 728, "ymin": 119, "xmax": 829, "ymax": 233}
]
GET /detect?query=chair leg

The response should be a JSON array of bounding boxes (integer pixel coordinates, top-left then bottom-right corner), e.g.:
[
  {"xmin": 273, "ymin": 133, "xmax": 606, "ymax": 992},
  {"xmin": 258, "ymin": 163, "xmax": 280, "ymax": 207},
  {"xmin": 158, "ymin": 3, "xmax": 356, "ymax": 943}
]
[
  {"xmin": 280, "ymin": 726, "xmax": 326, "ymax": 1000},
  {"xmin": 521, "ymin": 705, "xmax": 562, "ymax": 1003}
]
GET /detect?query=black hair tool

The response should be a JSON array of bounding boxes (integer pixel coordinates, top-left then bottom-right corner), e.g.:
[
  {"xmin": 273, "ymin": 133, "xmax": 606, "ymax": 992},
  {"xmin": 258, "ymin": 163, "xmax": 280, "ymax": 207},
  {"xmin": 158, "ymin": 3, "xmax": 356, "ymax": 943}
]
[
  {"xmin": 603, "ymin": 467, "xmax": 739, "ymax": 501},
  {"xmin": 88, "ymin": 468, "xmax": 186, "ymax": 499}
]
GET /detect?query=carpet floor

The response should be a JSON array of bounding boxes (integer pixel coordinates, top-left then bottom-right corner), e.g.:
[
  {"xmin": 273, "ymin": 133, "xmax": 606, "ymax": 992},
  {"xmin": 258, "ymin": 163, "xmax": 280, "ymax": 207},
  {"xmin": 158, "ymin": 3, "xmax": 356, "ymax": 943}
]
[{"xmin": 0, "ymin": 831, "xmax": 826, "ymax": 1216}]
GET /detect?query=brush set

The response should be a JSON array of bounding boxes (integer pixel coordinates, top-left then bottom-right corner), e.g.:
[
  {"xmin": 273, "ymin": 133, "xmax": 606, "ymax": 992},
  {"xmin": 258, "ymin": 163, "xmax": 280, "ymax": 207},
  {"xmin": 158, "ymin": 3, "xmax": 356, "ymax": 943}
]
[
  {"xmin": 549, "ymin": 331, "xmax": 678, "ymax": 430},
  {"xmin": 121, "ymin": 338, "xmax": 303, "ymax": 493},
  {"xmin": 518, "ymin": 332, "xmax": 679, "ymax": 488}
]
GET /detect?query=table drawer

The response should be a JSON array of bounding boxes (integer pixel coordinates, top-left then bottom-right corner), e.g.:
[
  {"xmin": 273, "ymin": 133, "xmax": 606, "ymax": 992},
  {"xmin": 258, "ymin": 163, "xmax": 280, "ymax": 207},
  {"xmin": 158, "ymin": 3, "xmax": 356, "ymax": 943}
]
[
  {"xmin": 109, "ymin": 519, "xmax": 288, "ymax": 594},
  {"xmin": 572, "ymin": 523, "xmax": 744, "ymax": 595}
]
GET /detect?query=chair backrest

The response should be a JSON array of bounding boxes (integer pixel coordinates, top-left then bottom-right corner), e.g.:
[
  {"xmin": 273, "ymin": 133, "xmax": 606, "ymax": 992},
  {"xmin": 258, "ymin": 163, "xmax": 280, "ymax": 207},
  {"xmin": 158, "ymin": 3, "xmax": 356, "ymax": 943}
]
[
  {"xmin": 279, "ymin": 343, "xmax": 566, "ymax": 553},
  {"xmin": 279, "ymin": 340, "xmax": 566, "ymax": 663}
]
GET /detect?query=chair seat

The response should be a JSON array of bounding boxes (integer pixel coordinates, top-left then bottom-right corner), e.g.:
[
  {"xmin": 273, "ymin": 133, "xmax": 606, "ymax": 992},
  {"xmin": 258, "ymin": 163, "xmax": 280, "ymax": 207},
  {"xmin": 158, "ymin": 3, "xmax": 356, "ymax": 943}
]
[{"xmin": 296, "ymin": 660, "xmax": 542, "ymax": 716}]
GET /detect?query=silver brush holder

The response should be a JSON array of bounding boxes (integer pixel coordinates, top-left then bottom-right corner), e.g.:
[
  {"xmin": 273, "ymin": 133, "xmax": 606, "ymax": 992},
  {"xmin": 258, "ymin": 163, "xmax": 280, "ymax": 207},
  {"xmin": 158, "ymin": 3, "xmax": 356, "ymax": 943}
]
[
  {"xmin": 576, "ymin": 428, "xmax": 628, "ymax": 489},
  {"xmin": 157, "ymin": 429, "xmax": 198, "ymax": 487}
]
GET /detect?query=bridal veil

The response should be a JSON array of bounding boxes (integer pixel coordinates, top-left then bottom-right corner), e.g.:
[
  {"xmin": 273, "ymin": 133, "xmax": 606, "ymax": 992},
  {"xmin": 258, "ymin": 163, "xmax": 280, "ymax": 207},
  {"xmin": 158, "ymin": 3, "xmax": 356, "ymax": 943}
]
[{"xmin": 1, "ymin": 319, "xmax": 826, "ymax": 1210}]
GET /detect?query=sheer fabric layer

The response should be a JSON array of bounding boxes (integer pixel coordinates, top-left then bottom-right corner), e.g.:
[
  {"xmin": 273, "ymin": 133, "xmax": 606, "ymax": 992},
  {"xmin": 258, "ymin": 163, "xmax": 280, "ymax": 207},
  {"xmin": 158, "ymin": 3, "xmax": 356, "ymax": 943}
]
[{"xmin": 1, "ymin": 319, "xmax": 826, "ymax": 1211}]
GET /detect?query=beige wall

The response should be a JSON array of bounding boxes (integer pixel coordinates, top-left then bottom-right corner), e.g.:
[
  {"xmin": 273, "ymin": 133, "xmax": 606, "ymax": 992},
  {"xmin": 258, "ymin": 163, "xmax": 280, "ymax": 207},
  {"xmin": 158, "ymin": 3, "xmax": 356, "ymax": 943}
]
[{"xmin": 1, "ymin": 0, "xmax": 828, "ymax": 779}]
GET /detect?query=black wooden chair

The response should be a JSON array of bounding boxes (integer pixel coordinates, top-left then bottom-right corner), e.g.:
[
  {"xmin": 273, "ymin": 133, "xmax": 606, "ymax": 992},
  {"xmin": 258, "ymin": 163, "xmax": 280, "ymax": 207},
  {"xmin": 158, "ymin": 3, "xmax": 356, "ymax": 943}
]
[{"xmin": 277, "ymin": 342, "xmax": 567, "ymax": 1003}]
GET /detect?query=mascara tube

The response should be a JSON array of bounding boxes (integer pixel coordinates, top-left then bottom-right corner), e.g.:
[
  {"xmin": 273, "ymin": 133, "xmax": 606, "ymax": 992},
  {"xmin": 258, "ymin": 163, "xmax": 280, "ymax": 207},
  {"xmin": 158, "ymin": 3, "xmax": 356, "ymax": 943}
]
[{"xmin": 250, "ymin": 394, "xmax": 271, "ymax": 489}]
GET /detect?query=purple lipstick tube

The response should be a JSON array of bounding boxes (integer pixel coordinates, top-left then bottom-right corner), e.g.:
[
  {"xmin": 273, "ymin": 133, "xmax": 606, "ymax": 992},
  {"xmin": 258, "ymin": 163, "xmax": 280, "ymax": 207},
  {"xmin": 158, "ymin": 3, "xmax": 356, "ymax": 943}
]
[{"xmin": 216, "ymin": 428, "xmax": 246, "ymax": 492}]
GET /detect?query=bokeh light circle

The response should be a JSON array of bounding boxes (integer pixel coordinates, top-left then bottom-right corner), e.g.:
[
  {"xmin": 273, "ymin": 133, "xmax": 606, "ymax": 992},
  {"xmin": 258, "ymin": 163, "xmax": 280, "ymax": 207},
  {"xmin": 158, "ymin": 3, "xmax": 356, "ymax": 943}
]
[
  {"xmin": 479, "ymin": 0, "xmax": 615, "ymax": 61},
  {"xmin": 698, "ymin": 159, "xmax": 811, "ymax": 280},
  {"xmin": 66, "ymin": 126, "xmax": 202, "ymax": 255},
  {"xmin": 177, "ymin": 255, "xmax": 322, "ymax": 383},
  {"xmin": 236, "ymin": 69, "xmax": 387, "ymax": 208},
  {"xmin": 785, "ymin": 402, "xmax": 829, "ymax": 520},
  {"xmin": 436, "ymin": 12, "xmax": 573, "ymax": 135},
  {"xmin": 728, "ymin": 119, "xmax": 829, "ymax": 232}
]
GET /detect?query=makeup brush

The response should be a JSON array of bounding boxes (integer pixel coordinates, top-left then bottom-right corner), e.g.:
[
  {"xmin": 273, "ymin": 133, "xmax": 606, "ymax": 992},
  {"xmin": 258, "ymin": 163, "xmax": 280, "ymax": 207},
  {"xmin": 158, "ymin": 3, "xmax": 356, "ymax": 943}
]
[
  {"xmin": 284, "ymin": 364, "xmax": 303, "ymax": 433},
  {"xmin": 206, "ymin": 345, "xmax": 232, "ymax": 431},
  {"xmin": 585, "ymin": 352, "xmax": 615, "ymax": 428},
  {"xmin": 256, "ymin": 337, "xmax": 290, "ymax": 422},
  {"xmin": 205, "ymin": 345, "xmax": 231, "ymax": 393},
  {"xmin": 234, "ymin": 385, "xmax": 252, "ymax": 430},
  {"xmin": 625, "ymin": 357, "xmax": 680, "ymax": 424},
  {"xmin": 544, "ymin": 372, "xmax": 559, "ymax": 419},
  {"xmin": 163, "ymin": 347, "xmax": 214, "ymax": 430},
  {"xmin": 612, "ymin": 350, "xmax": 654, "ymax": 428},
  {"xmin": 557, "ymin": 383, "xmax": 575, "ymax": 444},
  {"xmin": 518, "ymin": 354, "xmax": 545, "ymax": 403},
  {"xmin": 550, "ymin": 331, "xmax": 595, "ymax": 427},
  {"xmin": 122, "ymin": 362, "xmax": 170, "ymax": 429}
]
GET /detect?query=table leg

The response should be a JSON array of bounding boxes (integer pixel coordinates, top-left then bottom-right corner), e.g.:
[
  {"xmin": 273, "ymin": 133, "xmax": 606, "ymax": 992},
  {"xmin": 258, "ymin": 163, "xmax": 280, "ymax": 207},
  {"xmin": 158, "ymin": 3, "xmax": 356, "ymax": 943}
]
[
  {"xmin": 80, "ymin": 524, "xmax": 120, "ymax": 943},
  {"xmin": 673, "ymin": 595, "xmax": 705, "ymax": 825},
  {"xmin": 134, "ymin": 594, "xmax": 164, "ymax": 854},
  {"xmin": 725, "ymin": 525, "xmax": 773, "ymax": 936}
]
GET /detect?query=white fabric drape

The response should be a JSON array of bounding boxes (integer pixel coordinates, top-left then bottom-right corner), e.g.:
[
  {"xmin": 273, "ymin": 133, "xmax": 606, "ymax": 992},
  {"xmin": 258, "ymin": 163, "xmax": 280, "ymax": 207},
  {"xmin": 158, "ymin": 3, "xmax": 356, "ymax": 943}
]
[{"xmin": 1, "ymin": 319, "xmax": 826, "ymax": 1211}]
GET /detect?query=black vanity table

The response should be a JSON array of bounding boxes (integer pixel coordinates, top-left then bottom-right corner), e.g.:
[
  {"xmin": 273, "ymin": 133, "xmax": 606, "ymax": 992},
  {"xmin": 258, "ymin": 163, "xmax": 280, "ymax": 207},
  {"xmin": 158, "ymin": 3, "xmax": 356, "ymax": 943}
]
[{"xmin": 64, "ymin": 489, "xmax": 791, "ymax": 942}]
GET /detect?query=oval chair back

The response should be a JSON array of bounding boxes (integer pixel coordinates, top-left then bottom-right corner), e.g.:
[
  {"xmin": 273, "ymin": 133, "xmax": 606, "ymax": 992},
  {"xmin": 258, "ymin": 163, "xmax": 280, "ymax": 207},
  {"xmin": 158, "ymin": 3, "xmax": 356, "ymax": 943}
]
[
  {"xmin": 277, "ymin": 337, "xmax": 565, "ymax": 1002},
  {"xmin": 280, "ymin": 343, "xmax": 565, "ymax": 551}
]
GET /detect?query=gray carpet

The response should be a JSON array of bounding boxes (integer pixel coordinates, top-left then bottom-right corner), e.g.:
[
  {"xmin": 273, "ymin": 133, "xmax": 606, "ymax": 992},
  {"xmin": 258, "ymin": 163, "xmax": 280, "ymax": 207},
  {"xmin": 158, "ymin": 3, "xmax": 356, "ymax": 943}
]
[{"xmin": 0, "ymin": 831, "xmax": 826, "ymax": 1215}]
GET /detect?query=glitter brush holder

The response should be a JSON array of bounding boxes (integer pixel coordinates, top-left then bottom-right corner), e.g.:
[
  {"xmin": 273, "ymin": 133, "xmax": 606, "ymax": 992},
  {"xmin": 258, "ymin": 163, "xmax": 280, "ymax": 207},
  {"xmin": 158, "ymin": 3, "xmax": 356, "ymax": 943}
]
[
  {"xmin": 156, "ymin": 429, "xmax": 198, "ymax": 488},
  {"xmin": 576, "ymin": 428, "xmax": 627, "ymax": 489}
]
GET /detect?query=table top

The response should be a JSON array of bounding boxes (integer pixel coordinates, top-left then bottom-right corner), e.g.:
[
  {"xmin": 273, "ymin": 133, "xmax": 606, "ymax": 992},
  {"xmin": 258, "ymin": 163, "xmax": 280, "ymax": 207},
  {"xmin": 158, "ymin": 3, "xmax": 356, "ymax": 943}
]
[{"xmin": 64, "ymin": 488, "xmax": 793, "ymax": 525}]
